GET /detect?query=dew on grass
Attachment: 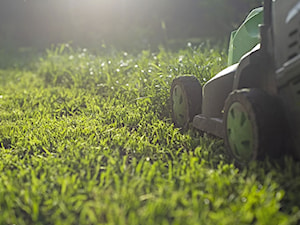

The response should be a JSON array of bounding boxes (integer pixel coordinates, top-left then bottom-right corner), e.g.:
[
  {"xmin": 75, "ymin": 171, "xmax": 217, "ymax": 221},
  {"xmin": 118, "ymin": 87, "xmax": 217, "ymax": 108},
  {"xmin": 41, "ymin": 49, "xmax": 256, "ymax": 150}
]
[
  {"xmin": 152, "ymin": 53, "xmax": 157, "ymax": 60},
  {"xmin": 119, "ymin": 63, "xmax": 125, "ymax": 67},
  {"xmin": 116, "ymin": 69, "xmax": 120, "ymax": 73},
  {"xmin": 228, "ymin": 194, "xmax": 235, "ymax": 201},
  {"xmin": 148, "ymin": 69, "xmax": 152, "ymax": 73},
  {"xmin": 241, "ymin": 197, "xmax": 247, "ymax": 203},
  {"xmin": 204, "ymin": 198, "xmax": 210, "ymax": 205},
  {"xmin": 178, "ymin": 55, "xmax": 184, "ymax": 63},
  {"xmin": 134, "ymin": 64, "xmax": 138, "ymax": 68}
]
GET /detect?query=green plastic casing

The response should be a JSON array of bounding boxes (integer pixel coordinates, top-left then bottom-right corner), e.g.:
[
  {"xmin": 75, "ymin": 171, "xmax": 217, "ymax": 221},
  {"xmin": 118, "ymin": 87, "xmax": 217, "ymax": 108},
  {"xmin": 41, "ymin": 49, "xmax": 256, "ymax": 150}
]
[{"xmin": 228, "ymin": 7, "xmax": 263, "ymax": 66}]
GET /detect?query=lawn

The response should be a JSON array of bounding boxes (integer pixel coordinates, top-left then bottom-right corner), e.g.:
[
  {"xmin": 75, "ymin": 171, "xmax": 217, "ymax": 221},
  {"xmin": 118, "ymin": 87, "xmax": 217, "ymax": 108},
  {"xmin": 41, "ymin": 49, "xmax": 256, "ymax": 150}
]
[{"xmin": 0, "ymin": 43, "xmax": 300, "ymax": 225}]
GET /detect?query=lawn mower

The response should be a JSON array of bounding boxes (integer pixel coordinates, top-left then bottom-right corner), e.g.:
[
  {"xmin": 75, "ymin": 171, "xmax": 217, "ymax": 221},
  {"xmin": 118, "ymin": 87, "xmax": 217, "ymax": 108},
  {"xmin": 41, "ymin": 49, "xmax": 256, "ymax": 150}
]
[{"xmin": 170, "ymin": 0, "xmax": 300, "ymax": 165}]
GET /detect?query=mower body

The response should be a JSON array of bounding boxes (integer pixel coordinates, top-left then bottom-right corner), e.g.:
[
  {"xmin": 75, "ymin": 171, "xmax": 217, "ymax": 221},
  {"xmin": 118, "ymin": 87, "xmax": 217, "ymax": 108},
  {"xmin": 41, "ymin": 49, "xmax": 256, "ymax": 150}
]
[{"xmin": 192, "ymin": 0, "xmax": 300, "ymax": 160}]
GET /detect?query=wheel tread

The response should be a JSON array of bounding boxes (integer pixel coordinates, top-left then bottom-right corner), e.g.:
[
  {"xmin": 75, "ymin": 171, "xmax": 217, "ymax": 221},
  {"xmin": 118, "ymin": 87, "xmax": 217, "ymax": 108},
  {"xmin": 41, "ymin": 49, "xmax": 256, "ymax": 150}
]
[{"xmin": 170, "ymin": 76, "xmax": 202, "ymax": 128}]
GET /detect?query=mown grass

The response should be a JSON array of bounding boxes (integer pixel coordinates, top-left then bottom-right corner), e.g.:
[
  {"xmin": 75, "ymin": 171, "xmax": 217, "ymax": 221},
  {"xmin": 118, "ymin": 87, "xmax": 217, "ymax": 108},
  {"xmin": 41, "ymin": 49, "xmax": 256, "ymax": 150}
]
[{"xmin": 0, "ymin": 43, "xmax": 300, "ymax": 225}]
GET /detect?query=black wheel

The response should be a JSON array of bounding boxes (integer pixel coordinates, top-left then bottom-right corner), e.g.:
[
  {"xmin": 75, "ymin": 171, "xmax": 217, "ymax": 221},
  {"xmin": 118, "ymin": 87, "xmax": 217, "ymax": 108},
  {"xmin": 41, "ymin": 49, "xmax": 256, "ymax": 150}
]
[
  {"xmin": 223, "ymin": 89, "xmax": 285, "ymax": 165},
  {"xmin": 170, "ymin": 76, "xmax": 202, "ymax": 128}
]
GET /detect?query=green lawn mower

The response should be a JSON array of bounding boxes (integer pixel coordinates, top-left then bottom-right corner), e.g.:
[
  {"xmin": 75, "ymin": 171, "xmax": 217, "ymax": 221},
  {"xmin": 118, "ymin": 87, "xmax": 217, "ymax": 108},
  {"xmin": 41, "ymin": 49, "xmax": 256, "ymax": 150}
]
[{"xmin": 171, "ymin": 0, "xmax": 300, "ymax": 165}]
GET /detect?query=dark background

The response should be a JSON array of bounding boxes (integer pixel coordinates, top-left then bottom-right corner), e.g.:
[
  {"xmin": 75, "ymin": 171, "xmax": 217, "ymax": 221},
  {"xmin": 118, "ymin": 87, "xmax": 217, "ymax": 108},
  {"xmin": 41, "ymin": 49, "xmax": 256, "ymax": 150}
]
[{"xmin": 0, "ymin": 0, "xmax": 262, "ymax": 50}]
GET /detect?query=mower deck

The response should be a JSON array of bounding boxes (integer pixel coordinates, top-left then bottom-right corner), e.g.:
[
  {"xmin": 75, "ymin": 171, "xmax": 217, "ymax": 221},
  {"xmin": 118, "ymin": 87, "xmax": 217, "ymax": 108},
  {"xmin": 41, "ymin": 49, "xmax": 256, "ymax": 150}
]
[{"xmin": 193, "ymin": 114, "xmax": 224, "ymax": 138}]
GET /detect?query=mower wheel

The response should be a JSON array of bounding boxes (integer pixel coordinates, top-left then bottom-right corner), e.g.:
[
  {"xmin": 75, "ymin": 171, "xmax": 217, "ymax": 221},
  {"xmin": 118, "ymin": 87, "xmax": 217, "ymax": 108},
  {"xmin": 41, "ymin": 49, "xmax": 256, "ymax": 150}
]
[
  {"xmin": 170, "ymin": 76, "xmax": 202, "ymax": 128},
  {"xmin": 223, "ymin": 89, "xmax": 284, "ymax": 165}
]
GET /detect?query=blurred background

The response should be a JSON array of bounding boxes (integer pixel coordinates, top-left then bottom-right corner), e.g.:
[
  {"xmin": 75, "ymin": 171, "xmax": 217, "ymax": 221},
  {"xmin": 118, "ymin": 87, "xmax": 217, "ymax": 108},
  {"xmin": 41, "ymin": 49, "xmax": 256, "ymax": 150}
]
[{"xmin": 0, "ymin": 0, "xmax": 261, "ymax": 51}]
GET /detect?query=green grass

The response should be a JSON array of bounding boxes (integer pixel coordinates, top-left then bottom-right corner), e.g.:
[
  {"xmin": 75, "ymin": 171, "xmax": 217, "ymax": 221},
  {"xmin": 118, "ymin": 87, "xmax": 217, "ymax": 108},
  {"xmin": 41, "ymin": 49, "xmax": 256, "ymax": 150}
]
[{"xmin": 0, "ymin": 43, "xmax": 300, "ymax": 225}]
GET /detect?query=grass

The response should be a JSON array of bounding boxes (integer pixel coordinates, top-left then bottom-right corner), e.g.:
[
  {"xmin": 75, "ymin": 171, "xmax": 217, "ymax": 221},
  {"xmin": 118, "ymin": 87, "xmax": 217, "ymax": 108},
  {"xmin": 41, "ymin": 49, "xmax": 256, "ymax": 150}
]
[{"xmin": 0, "ymin": 43, "xmax": 300, "ymax": 225}]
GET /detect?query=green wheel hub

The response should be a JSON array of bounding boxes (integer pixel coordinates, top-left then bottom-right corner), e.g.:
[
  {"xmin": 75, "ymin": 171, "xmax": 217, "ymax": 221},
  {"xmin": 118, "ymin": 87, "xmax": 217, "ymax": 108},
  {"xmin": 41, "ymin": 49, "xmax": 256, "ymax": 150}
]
[
  {"xmin": 172, "ymin": 84, "xmax": 188, "ymax": 127},
  {"xmin": 226, "ymin": 102, "xmax": 254, "ymax": 161}
]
